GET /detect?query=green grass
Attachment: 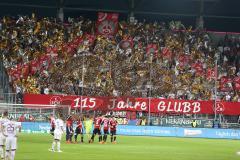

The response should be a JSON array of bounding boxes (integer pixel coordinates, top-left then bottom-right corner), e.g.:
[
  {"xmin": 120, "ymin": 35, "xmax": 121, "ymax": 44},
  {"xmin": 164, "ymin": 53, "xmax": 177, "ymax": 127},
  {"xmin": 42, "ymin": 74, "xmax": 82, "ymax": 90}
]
[{"xmin": 15, "ymin": 133, "xmax": 239, "ymax": 160}]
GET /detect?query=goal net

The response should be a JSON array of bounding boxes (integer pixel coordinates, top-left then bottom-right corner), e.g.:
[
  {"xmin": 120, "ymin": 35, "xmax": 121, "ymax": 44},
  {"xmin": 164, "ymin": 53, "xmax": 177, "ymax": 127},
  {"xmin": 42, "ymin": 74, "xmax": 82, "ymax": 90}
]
[{"xmin": 0, "ymin": 103, "xmax": 71, "ymax": 122}]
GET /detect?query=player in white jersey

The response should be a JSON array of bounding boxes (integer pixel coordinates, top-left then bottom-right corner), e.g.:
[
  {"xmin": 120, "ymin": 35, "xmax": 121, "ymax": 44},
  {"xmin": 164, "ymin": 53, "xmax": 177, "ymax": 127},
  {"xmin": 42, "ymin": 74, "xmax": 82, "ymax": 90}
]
[
  {"xmin": 0, "ymin": 111, "xmax": 9, "ymax": 159},
  {"xmin": 49, "ymin": 113, "xmax": 64, "ymax": 152},
  {"xmin": 2, "ymin": 118, "xmax": 21, "ymax": 160}
]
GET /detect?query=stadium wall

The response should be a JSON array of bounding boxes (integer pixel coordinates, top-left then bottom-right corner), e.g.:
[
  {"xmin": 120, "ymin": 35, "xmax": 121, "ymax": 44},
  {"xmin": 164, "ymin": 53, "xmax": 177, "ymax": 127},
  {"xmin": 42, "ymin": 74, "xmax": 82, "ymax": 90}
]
[{"xmin": 21, "ymin": 122, "xmax": 240, "ymax": 139}]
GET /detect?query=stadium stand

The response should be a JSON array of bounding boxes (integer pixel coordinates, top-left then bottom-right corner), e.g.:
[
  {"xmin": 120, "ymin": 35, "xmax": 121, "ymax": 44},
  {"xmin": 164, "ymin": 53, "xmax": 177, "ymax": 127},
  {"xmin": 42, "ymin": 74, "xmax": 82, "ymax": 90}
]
[
  {"xmin": 0, "ymin": 1, "xmax": 240, "ymax": 129},
  {"xmin": 0, "ymin": 15, "xmax": 239, "ymax": 102}
]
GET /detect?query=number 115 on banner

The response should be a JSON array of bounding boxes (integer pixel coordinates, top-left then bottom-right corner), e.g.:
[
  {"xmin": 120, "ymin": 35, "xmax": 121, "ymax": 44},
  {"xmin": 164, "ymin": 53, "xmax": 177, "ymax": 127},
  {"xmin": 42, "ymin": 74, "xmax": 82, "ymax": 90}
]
[{"xmin": 72, "ymin": 97, "xmax": 96, "ymax": 109}]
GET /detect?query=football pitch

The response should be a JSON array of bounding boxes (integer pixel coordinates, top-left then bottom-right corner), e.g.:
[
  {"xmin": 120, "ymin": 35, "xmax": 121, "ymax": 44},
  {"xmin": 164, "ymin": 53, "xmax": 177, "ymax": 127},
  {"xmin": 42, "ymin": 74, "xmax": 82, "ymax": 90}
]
[{"xmin": 16, "ymin": 133, "xmax": 238, "ymax": 160}]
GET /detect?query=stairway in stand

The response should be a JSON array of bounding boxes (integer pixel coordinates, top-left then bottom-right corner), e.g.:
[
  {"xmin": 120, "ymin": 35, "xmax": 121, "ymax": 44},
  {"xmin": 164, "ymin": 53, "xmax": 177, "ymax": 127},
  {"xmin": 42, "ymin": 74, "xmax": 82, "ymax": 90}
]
[
  {"xmin": 0, "ymin": 85, "xmax": 5, "ymax": 103},
  {"xmin": 0, "ymin": 58, "xmax": 8, "ymax": 103}
]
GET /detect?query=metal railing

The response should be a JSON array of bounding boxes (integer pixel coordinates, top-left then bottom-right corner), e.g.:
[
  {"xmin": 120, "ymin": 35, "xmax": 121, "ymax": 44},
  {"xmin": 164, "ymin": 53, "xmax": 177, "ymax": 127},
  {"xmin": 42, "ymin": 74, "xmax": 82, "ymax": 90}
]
[
  {"xmin": 0, "ymin": 93, "xmax": 17, "ymax": 104},
  {"xmin": 0, "ymin": 56, "xmax": 14, "ymax": 103}
]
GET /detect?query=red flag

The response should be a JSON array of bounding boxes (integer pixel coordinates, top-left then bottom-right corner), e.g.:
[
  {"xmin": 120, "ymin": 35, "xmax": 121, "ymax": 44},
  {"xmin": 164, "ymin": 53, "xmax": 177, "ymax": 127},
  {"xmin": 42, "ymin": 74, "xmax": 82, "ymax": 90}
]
[
  {"xmin": 73, "ymin": 36, "xmax": 83, "ymax": 46},
  {"xmin": 220, "ymin": 76, "xmax": 233, "ymax": 91},
  {"xmin": 9, "ymin": 68, "xmax": 21, "ymax": 81},
  {"xmin": 206, "ymin": 68, "xmax": 216, "ymax": 80},
  {"xmin": 64, "ymin": 42, "xmax": 75, "ymax": 54},
  {"xmin": 146, "ymin": 44, "xmax": 158, "ymax": 56},
  {"xmin": 22, "ymin": 63, "xmax": 29, "ymax": 78},
  {"xmin": 38, "ymin": 55, "xmax": 51, "ymax": 72},
  {"xmin": 96, "ymin": 12, "xmax": 119, "ymax": 36},
  {"xmin": 30, "ymin": 59, "xmax": 40, "ymax": 75},
  {"xmin": 178, "ymin": 54, "xmax": 190, "ymax": 69},
  {"xmin": 46, "ymin": 47, "xmax": 58, "ymax": 57},
  {"xmin": 214, "ymin": 62, "xmax": 218, "ymax": 82},
  {"xmin": 191, "ymin": 62, "xmax": 203, "ymax": 76},
  {"xmin": 161, "ymin": 47, "xmax": 172, "ymax": 59},
  {"xmin": 85, "ymin": 34, "xmax": 96, "ymax": 45},
  {"xmin": 234, "ymin": 76, "xmax": 240, "ymax": 90}
]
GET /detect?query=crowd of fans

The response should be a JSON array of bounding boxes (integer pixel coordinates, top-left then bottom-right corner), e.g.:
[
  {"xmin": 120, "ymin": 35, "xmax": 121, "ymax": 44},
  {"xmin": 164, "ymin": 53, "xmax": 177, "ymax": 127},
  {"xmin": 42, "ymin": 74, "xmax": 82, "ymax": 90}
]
[{"xmin": 0, "ymin": 14, "xmax": 239, "ymax": 102}]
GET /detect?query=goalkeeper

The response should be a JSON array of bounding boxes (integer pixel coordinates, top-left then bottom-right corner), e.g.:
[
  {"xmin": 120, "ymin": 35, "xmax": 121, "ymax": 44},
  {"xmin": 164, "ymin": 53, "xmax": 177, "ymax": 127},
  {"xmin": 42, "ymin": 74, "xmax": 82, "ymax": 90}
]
[{"xmin": 84, "ymin": 116, "xmax": 93, "ymax": 140}]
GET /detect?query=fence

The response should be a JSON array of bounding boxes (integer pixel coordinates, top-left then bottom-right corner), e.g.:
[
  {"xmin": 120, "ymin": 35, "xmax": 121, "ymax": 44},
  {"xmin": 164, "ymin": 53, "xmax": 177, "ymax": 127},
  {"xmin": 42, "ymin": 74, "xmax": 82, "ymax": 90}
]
[
  {"xmin": 0, "ymin": 58, "xmax": 13, "ymax": 102},
  {"xmin": 0, "ymin": 93, "xmax": 16, "ymax": 104}
]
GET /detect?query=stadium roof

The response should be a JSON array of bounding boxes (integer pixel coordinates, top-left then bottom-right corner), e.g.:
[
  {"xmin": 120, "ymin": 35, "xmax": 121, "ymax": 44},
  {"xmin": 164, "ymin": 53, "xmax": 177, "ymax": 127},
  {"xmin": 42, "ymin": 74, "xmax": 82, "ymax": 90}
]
[{"xmin": 0, "ymin": 0, "xmax": 240, "ymax": 32}]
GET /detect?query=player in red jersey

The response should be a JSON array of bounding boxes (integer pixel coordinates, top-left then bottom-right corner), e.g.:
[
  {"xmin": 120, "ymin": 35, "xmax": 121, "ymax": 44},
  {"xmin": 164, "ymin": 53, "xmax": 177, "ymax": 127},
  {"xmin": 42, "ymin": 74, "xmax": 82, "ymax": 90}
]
[
  {"xmin": 89, "ymin": 115, "xmax": 103, "ymax": 143},
  {"xmin": 49, "ymin": 114, "xmax": 55, "ymax": 136},
  {"xmin": 102, "ymin": 116, "xmax": 109, "ymax": 144},
  {"xmin": 74, "ymin": 117, "xmax": 84, "ymax": 143},
  {"xmin": 110, "ymin": 116, "xmax": 118, "ymax": 144}
]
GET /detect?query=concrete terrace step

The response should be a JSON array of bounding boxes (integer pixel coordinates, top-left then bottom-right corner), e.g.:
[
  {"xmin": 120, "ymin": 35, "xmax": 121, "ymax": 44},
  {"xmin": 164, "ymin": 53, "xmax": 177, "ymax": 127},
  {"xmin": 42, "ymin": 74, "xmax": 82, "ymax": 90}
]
[
  {"xmin": 0, "ymin": 95, "xmax": 4, "ymax": 103},
  {"xmin": 0, "ymin": 85, "xmax": 5, "ymax": 102},
  {"xmin": 0, "ymin": 99, "xmax": 5, "ymax": 103}
]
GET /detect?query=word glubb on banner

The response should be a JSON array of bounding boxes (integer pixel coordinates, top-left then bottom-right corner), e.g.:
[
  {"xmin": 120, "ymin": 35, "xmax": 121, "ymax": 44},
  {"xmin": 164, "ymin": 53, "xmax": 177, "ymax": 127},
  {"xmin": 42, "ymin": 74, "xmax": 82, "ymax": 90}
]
[{"xmin": 24, "ymin": 94, "xmax": 240, "ymax": 115}]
